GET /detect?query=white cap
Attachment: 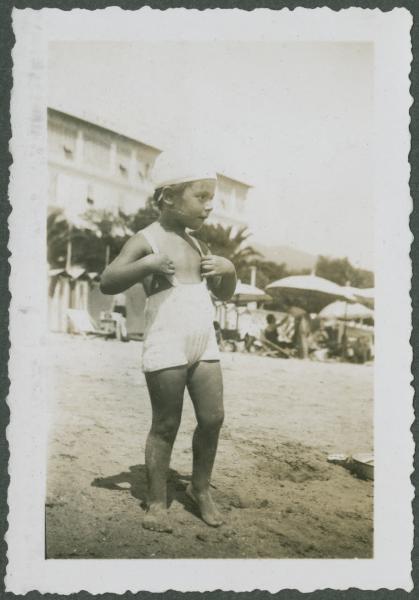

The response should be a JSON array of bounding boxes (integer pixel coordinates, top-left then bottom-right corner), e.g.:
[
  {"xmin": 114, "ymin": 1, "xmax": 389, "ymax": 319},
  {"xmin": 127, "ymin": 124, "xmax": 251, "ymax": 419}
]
[{"xmin": 152, "ymin": 150, "xmax": 217, "ymax": 189}]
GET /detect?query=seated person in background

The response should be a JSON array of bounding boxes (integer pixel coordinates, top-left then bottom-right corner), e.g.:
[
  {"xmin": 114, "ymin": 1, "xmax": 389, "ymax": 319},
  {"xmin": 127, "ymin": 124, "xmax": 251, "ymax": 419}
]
[
  {"xmin": 264, "ymin": 312, "xmax": 295, "ymax": 348},
  {"xmin": 264, "ymin": 313, "xmax": 280, "ymax": 345},
  {"xmin": 213, "ymin": 321, "xmax": 223, "ymax": 349},
  {"xmin": 111, "ymin": 292, "xmax": 128, "ymax": 341},
  {"xmin": 311, "ymin": 320, "xmax": 330, "ymax": 349},
  {"xmin": 238, "ymin": 308, "xmax": 259, "ymax": 352},
  {"xmin": 353, "ymin": 335, "xmax": 372, "ymax": 363},
  {"xmin": 112, "ymin": 292, "xmax": 127, "ymax": 317}
]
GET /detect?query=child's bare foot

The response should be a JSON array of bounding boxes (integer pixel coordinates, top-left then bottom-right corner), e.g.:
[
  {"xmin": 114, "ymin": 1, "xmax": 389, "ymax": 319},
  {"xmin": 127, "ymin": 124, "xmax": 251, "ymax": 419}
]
[
  {"xmin": 142, "ymin": 504, "xmax": 173, "ymax": 533},
  {"xmin": 186, "ymin": 483, "xmax": 224, "ymax": 527}
]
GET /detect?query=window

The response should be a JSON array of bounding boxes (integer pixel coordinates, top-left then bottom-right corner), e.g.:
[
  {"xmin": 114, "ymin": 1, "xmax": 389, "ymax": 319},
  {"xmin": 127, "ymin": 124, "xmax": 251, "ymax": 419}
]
[
  {"xmin": 117, "ymin": 143, "xmax": 131, "ymax": 178},
  {"xmin": 48, "ymin": 121, "xmax": 77, "ymax": 159},
  {"xmin": 137, "ymin": 160, "xmax": 149, "ymax": 181},
  {"xmin": 86, "ymin": 183, "xmax": 95, "ymax": 207},
  {"xmin": 215, "ymin": 180, "xmax": 231, "ymax": 214},
  {"xmin": 84, "ymin": 132, "xmax": 110, "ymax": 170},
  {"xmin": 218, "ymin": 191, "xmax": 229, "ymax": 212},
  {"xmin": 119, "ymin": 164, "xmax": 128, "ymax": 177},
  {"xmin": 235, "ymin": 196, "xmax": 245, "ymax": 215},
  {"xmin": 134, "ymin": 148, "xmax": 151, "ymax": 181},
  {"xmin": 63, "ymin": 145, "xmax": 74, "ymax": 159}
]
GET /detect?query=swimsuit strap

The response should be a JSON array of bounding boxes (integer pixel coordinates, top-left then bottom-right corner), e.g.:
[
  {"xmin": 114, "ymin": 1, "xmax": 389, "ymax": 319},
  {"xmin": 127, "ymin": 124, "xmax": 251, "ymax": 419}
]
[
  {"xmin": 185, "ymin": 233, "xmax": 208, "ymax": 257},
  {"xmin": 185, "ymin": 234, "xmax": 212, "ymax": 288}
]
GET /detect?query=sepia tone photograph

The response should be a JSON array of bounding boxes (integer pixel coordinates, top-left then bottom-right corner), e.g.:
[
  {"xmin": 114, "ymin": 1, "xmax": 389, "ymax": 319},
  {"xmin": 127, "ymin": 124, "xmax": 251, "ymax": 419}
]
[
  {"xmin": 6, "ymin": 4, "xmax": 415, "ymax": 593},
  {"xmin": 44, "ymin": 38, "xmax": 375, "ymax": 560}
]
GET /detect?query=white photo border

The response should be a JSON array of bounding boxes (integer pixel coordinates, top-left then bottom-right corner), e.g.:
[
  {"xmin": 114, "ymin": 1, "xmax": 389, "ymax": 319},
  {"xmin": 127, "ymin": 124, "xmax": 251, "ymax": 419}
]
[{"xmin": 6, "ymin": 6, "xmax": 414, "ymax": 594}]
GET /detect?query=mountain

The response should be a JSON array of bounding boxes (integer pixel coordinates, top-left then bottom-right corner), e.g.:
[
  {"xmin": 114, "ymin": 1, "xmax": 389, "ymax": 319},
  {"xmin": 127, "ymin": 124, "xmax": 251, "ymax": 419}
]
[{"xmin": 254, "ymin": 243, "xmax": 317, "ymax": 272}]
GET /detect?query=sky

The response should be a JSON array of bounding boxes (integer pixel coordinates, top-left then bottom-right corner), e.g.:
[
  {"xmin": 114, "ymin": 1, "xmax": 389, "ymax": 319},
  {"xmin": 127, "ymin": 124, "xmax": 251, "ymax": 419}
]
[{"xmin": 49, "ymin": 41, "xmax": 374, "ymax": 270}]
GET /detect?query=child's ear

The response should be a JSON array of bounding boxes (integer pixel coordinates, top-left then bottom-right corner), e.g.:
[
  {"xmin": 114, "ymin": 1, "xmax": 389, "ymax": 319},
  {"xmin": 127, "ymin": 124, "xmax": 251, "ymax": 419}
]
[{"xmin": 162, "ymin": 187, "xmax": 175, "ymax": 208}]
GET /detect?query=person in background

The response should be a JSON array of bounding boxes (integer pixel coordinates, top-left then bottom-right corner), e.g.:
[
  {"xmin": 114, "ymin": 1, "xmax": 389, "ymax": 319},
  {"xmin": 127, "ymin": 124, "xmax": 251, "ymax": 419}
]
[
  {"xmin": 111, "ymin": 292, "xmax": 128, "ymax": 341},
  {"xmin": 293, "ymin": 312, "xmax": 311, "ymax": 359},
  {"xmin": 213, "ymin": 320, "xmax": 224, "ymax": 349},
  {"xmin": 238, "ymin": 308, "xmax": 259, "ymax": 352},
  {"xmin": 311, "ymin": 319, "xmax": 330, "ymax": 349},
  {"xmin": 264, "ymin": 313, "xmax": 280, "ymax": 345}
]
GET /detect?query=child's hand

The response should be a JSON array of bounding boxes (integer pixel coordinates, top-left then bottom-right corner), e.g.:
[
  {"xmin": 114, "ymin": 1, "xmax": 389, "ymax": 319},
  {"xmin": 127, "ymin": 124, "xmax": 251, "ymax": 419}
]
[
  {"xmin": 142, "ymin": 253, "xmax": 175, "ymax": 276},
  {"xmin": 201, "ymin": 255, "xmax": 235, "ymax": 278}
]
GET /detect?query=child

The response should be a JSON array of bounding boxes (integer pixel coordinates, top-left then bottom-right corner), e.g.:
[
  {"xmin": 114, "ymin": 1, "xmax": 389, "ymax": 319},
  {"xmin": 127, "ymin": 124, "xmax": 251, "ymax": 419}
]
[{"xmin": 100, "ymin": 155, "xmax": 237, "ymax": 533}]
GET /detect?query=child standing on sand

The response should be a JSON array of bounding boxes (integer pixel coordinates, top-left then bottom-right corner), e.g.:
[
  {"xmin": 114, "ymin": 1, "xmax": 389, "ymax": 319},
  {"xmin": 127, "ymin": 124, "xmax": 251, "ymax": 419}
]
[{"xmin": 100, "ymin": 154, "xmax": 237, "ymax": 533}]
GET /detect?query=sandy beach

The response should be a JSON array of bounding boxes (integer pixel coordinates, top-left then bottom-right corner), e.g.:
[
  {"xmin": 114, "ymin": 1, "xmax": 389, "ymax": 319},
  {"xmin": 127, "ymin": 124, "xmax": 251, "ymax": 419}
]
[{"xmin": 46, "ymin": 334, "xmax": 373, "ymax": 559}]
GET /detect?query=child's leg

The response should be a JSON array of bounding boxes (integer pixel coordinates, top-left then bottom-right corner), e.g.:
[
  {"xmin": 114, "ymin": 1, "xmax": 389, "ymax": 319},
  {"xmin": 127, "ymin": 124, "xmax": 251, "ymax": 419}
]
[
  {"xmin": 143, "ymin": 365, "xmax": 187, "ymax": 532},
  {"xmin": 186, "ymin": 360, "xmax": 224, "ymax": 527}
]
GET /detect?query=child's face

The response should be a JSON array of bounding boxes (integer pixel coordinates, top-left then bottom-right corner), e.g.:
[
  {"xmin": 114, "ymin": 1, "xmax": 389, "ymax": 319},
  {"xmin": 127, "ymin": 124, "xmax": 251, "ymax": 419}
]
[{"xmin": 174, "ymin": 179, "xmax": 216, "ymax": 229}]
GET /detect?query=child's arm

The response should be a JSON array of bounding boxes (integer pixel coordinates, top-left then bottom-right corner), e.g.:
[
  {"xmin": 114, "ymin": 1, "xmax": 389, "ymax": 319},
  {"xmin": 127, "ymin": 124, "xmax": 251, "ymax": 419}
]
[
  {"xmin": 100, "ymin": 233, "xmax": 175, "ymax": 295},
  {"xmin": 201, "ymin": 254, "xmax": 237, "ymax": 301}
]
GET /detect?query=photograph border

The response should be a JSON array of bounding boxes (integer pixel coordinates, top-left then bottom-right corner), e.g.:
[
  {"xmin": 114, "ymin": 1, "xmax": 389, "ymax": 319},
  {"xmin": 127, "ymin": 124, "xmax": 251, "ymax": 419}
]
[{"xmin": 1, "ymin": 0, "xmax": 417, "ymax": 597}]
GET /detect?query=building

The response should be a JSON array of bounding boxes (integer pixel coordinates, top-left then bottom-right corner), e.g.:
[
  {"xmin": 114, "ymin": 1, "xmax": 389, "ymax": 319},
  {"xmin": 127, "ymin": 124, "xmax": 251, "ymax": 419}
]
[
  {"xmin": 48, "ymin": 107, "xmax": 251, "ymax": 227},
  {"xmin": 210, "ymin": 173, "xmax": 251, "ymax": 228},
  {"xmin": 48, "ymin": 107, "xmax": 162, "ymax": 218},
  {"xmin": 47, "ymin": 108, "xmax": 253, "ymax": 335}
]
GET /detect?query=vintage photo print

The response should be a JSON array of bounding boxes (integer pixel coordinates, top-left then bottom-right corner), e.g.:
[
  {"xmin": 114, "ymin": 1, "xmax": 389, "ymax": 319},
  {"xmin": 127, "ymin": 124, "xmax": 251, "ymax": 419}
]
[{"xmin": 6, "ymin": 6, "xmax": 413, "ymax": 594}]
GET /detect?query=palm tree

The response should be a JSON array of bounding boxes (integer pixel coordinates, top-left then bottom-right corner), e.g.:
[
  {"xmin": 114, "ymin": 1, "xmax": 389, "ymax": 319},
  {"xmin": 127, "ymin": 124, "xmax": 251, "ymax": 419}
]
[
  {"xmin": 82, "ymin": 208, "xmax": 133, "ymax": 269},
  {"xmin": 48, "ymin": 206, "xmax": 269, "ymax": 283},
  {"xmin": 47, "ymin": 207, "xmax": 130, "ymax": 272},
  {"xmin": 125, "ymin": 197, "xmax": 160, "ymax": 233},
  {"xmin": 239, "ymin": 259, "xmax": 290, "ymax": 290},
  {"xmin": 47, "ymin": 207, "xmax": 71, "ymax": 269},
  {"xmin": 192, "ymin": 224, "xmax": 261, "ymax": 279}
]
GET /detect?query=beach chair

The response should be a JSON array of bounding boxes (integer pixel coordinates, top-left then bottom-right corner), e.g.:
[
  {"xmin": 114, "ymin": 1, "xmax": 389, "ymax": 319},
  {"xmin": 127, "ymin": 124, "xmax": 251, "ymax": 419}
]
[
  {"xmin": 257, "ymin": 331, "xmax": 293, "ymax": 359},
  {"xmin": 66, "ymin": 309, "xmax": 112, "ymax": 339},
  {"xmin": 100, "ymin": 310, "xmax": 129, "ymax": 342}
]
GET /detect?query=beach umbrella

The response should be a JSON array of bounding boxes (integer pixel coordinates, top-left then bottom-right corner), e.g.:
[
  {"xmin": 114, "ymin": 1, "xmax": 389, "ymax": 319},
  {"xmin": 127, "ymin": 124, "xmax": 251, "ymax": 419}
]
[
  {"xmin": 48, "ymin": 266, "xmax": 95, "ymax": 282},
  {"xmin": 344, "ymin": 286, "xmax": 374, "ymax": 309},
  {"xmin": 319, "ymin": 300, "xmax": 374, "ymax": 321},
  {"xmin": 48, "ymin": 268, "xmax": 69, "ymax": 278},
  {"xmin": 266, "ymin": 275, "xmax": 354, "ymax": 314},
  {"xmin": 232, "ymin": 281, "xmax": 272, "ymax": 305},
  {"xmin": 229, "ymin": 281, "xmax": 271, "ymax": 330}
]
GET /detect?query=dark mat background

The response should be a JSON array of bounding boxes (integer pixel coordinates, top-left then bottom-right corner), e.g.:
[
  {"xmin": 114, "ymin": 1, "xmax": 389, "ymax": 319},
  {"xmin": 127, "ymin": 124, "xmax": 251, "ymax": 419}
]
[{"xmin": 1, "ymin": 0, "xmax": 417, "ymax": 598}]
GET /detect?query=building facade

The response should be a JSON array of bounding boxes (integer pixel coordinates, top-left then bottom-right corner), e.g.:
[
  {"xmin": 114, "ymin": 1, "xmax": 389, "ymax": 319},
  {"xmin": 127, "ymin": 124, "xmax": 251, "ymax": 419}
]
[
  {"xmin": 48, "ymin": 108, "xmax": 251, "ymax": 227},
  {"xmin": 48, "ymin": 108, "xmax": 161, "ymax": 218},
  {"xmin": 47, "ymin": 108, "xmax": 252, "ymax": 334},
  {"xmin": 211, "ymin": 173, "xmax": 250, "ymax": 228}
]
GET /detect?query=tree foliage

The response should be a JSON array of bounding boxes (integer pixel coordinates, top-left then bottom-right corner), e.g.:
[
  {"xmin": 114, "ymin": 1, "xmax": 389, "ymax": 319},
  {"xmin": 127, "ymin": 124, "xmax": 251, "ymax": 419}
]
[
  {"xmin": 47, "ymin": 207, "xmax": 71, "ymax": 268},
  {"xmin": 315, "ymin": 255, "xmax": 374, "ymax": 288},
  {"xmin": 239, "ymin": 260, "xmax": 290, "ymax": 290},
  {"xmin": 47, "ymin": 200, "xmax": 158, "ymax": 273},
  {"xmin": 192, "ymin": 223, "xmax": 261, "ymax": 280},
  {"xmin": 47, "ymin": 207, "xmax": 131, "ymax": 272},
  {"xmin": 123, "ymin": 198, "xmax": 160, "ymax": 233},
  {"xmin": 48, "ymin": 204, "xmax": 373, "ymax": 292}
]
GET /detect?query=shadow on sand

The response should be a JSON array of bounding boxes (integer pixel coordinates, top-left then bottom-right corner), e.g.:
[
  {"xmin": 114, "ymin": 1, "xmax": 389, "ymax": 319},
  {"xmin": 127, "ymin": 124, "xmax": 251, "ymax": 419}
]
[{"xmin": 91, "ymin": 465, "xmax": 201, "ymax": 519}]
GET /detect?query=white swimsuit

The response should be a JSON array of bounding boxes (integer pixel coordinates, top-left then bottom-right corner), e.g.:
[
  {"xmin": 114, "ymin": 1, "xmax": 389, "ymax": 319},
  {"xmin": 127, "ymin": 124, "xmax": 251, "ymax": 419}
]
[{"xmin": 141, "ymin": 227, "xmax": 220, "ymax": 373}]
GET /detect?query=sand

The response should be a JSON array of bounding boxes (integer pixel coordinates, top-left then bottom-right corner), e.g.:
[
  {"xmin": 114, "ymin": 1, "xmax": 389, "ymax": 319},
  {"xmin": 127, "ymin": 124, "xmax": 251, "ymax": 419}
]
[{"xmin": 46, "ymin": 334, "xmax": 373, "ymax": 559}]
